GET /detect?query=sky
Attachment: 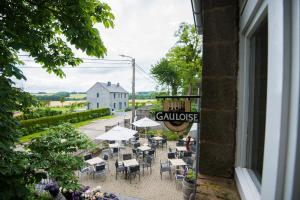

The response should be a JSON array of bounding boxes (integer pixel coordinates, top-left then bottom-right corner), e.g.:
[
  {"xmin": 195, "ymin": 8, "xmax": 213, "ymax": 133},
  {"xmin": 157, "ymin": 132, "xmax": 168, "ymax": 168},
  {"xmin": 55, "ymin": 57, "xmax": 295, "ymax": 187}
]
[{"xmin": 17, "ymin": 0, "xmax": 194, "ymax": 93}]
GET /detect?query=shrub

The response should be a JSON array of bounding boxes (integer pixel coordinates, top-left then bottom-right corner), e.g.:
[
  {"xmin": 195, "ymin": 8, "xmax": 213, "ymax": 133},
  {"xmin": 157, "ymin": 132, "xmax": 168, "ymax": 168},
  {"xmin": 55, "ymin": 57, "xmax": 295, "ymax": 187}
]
[
  {"xmin": 16, "ymin": 108, "xmax": 63, "ymax": 120},
  {"xmin": 20, "ymin": 108, "xmax": 110, "ymax": 135}
]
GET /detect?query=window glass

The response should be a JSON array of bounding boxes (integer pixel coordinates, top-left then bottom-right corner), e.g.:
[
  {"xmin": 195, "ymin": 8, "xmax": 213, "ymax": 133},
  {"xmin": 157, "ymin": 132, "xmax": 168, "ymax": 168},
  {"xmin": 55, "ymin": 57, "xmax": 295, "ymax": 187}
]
[
  {"xmin": 97, "ymin": 102, "xmax": 99, "ymax": 108},
  {"xmin": 246, "ymin": 18, "xmax": 268, "ymax": 186},
  {"xmin": 97, "ymin": 93, "xmax": 99, "ymax": 98}
]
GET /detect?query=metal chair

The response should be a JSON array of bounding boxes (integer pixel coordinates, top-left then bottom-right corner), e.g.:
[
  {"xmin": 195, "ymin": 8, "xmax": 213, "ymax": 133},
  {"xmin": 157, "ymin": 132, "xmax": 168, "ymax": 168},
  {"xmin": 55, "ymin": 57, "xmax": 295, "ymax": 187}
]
[
  {"xmin": 83, "ymin": 154, "xmax": 92, "ymax": 161},
  {"xmin": 78, "ymin": 165, "xmax": 93, "ymax": 179},
  {"xmin": 123, "ymin": 153, "xmax": 132, "ymax": 161},
  {"xmin": 103, "ymin": 154, "xmax": 109, "ymax": 170},
  {"xmin": 160, "ymin": 160, "xmax": 171, "ymax": 180},
  {"xmin": 140, "ymin": 156, "xmax": 152, "ymax": 175},
  {"xmin": 93, "ymin": 164, "xmax": 106, "ymax": 179},
  {"xmin": 168, "ymin": 152, "xmax": 176, "ymax": 159},
  {"xmin": 115, "ymin": 159, "xmax": 125, "ymax": 180},
  {"xmin": 128, "ymin": 165, "xmax": 141, "ymax": 184}
]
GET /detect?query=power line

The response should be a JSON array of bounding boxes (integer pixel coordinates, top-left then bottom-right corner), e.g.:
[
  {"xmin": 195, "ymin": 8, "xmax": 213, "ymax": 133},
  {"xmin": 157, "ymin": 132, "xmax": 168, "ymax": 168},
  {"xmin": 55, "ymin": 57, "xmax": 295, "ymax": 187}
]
[
  {"xmin": 18, "ymin": 55, "xmax": 130, "ymax": 62},
  {"xmin": 135, "ymin": 64, "xmax": 156, "ymax": 82}
]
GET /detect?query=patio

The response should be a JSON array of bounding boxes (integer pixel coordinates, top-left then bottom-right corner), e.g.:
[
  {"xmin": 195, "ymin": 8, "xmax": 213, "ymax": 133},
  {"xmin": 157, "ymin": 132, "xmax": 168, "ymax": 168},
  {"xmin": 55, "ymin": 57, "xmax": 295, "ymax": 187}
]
[{"xmin": 79, "ymin": 138, "xmax": 193, "ymax": 200}]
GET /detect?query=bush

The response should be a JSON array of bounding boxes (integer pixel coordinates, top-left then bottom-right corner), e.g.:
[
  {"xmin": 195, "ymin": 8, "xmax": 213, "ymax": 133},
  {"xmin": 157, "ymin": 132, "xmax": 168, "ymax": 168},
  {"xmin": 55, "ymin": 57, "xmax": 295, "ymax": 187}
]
[
  {"xmin": 16, "ymin": 108, "xmax": 63, "ymax": 120},
  {"xmin": 20, "ymin": 108, "xmax": 110, "ymax": 135}
]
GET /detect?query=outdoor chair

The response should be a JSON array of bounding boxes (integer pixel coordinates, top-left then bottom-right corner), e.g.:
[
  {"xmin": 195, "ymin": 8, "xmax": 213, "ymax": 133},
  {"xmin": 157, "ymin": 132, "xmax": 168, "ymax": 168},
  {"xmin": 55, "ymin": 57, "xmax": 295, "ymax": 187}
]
[
  {"xmin": 147, "ymin": 149, "xmax": 155, "ymax": 162},
  {"xmin": 83, "ymin": 154, "xmax": 92, "ymax": 161},
  {"xmin": 160, "ymin": 138, "xmax": 167, "ymax": 148},
  {"xmin": 102, "ymin": 148, "xmax": 111, "ymax": 157},
  {"xmin": 168, "ymin": 152, "xmax": 176, "ymax": 159},
  {"xmin": 128, "ymin": 165, "xmax": 141, "ymax": 184},
  {"xmin": 184, "ymin": 157, "xmax": 194, "ymax": 168},
  {"xmin": 140, "ymin": 156, "xmax": 152, "ymax": 175},
  {"xmin": 131, "ymin": 137, "xmax": 139, "ymax": 146},
  {"xmin": 103, "ymin": 154, "xmax": 109, "ymax": 170},
  {"xmin": 160, "ymin": 160, "xmax": 171, "ymax": 180},
  {"xmin": 123, "ymin": 153, "xmax": 132, "ymax": 161},
  {"xmin": 112, "ymin": 148, "xmax": 119, "ymax": 157},
  {"xmin": 183, "ymin": 151, "xmax": 192, "ymax": 158},
  {"xmin": 133, "ymin": 142, "xmax": 141, "ymax": 149},
  {"xmin": 175, "ymin": 167, "xmax": 187, "ymax": 188},
  {"xmin": 115, "ymin": 160, "xmax": 125, "ymax": 180},
  {"xmin": 151, "ymin": 144, "xmax": 157, "ymax": 157},
  {"xmin": 93, "ymin": 164, "xmax": 106, "ymax": 180},
  {"xmin": 176, "ymin": 141, "xmax": 185, "ymax": 147},
  {"xmin": 132, "ymin": 149, "xmax": 138, "ymax": 158},
  {"xmin": 78, "ymin": 165, "xmax": 93, "ymax": 179}
]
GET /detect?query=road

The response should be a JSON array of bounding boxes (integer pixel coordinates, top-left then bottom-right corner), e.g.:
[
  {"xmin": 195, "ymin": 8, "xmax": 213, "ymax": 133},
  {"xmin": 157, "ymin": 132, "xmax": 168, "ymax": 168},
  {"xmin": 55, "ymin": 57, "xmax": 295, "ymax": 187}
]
[{"xmin": 79, "ymin": 111, "xmax": 132, "ymax": 139}]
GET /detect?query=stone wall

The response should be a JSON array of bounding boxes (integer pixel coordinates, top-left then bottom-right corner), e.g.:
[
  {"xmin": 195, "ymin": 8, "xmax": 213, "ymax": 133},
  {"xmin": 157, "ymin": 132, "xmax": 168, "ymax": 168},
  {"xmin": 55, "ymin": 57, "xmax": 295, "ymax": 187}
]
[{"xmin": 200, "ymin": 0, "xmax": 239, "ymax": 178}]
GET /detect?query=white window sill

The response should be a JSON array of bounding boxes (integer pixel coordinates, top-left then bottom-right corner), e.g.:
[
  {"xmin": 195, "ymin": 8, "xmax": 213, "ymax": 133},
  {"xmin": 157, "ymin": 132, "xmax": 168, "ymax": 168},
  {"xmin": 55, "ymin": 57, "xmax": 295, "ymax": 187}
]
[{"xmin": 235, "ymin": 167, "xmax": 261, "ymax": 200}]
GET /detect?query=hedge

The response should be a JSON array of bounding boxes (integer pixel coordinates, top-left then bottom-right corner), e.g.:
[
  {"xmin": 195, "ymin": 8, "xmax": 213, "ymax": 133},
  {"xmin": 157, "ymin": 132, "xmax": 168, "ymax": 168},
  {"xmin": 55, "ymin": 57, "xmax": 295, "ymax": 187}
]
[{"xmin": 19, "ymin": 108, "xmax": 110, "ymax": 136}]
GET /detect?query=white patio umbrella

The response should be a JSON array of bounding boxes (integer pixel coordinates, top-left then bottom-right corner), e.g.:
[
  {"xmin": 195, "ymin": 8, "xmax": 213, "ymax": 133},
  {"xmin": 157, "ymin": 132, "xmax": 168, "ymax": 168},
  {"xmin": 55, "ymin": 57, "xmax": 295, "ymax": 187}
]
[
  {"xmin": 95, "ymin": 126, "xmax": 137, "ymax": 159},
  {"xmin": 95, "ymin": 125, "xmax": 137, "ymax": 141},
  {"xmin": 132, "ymin": 117, "xmax": 161, "ymax": 137}
]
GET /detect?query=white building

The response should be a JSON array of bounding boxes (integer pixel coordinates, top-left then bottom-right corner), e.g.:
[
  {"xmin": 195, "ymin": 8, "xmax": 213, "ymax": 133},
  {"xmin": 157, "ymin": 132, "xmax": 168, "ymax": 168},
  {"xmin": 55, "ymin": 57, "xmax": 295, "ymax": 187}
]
[{"xmin": 86, "ymin": 82, "xmax": 129, "ymax": 111}]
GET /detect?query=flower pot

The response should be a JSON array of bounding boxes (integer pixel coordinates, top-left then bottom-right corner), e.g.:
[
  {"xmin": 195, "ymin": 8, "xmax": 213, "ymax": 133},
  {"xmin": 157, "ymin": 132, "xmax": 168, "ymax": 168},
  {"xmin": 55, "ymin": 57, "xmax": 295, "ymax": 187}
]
[{"xmin": 182, "ymin": 178, "xmax": 195, "ymax": 200}]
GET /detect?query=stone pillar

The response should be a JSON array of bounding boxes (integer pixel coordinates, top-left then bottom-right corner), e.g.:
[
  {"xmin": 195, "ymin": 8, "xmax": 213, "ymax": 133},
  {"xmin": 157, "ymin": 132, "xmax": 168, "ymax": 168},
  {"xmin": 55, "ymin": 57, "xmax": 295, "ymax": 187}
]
[{"xmin": 200, "ymin": 0, "xmax": 239, "ymax": 178}]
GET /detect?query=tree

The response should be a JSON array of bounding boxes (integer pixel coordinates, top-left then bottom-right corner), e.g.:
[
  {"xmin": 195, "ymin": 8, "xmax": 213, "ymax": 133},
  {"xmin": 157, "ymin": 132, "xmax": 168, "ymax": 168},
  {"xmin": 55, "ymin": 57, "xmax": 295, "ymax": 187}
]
[
  {"xmin": 27, "ymin": 123, "xmax": 95, "ymax": 191},
  {"xmin": 150, "ymin": 58, "xmax": 181, "ymax": 95},
  {"xmin": 0, "ymin": 1, "xmax": 114, "ymax": 198},
  {"xmin": 150, "ymin": 23, "xmax": 202, "ymax": 95}
]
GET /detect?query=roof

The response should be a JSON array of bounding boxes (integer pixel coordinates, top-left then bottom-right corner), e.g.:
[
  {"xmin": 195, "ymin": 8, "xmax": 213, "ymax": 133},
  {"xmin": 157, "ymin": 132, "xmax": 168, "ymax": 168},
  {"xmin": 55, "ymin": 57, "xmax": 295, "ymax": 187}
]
[{"xmin": 98, "ymin": 82, "xmax": 128, "ymax": 93}]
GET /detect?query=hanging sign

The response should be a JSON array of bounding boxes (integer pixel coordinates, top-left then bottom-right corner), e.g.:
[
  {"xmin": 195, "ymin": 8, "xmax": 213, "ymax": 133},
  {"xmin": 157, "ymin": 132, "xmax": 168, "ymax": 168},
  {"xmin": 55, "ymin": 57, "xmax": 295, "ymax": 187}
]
[{"xmin": 155, "ymin": 96, "xmax": 200, "ymax": 132}]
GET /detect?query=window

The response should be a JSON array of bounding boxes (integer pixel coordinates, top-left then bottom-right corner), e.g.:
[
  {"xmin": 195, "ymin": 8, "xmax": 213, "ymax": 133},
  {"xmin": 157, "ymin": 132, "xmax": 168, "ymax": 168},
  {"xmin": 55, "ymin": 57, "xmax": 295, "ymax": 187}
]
[
  {"xmin": 124, "ymin": 94, "xmax": 126, "ymax": 98},
  {"xmin": 246, "ymin": 18, "xmax": 268, "ymax": 186},
  {"xmin": 97, "ymin": 93, "xmax": 99, "ymax": 98},
  {"xmin": 124, "ymin": 102, "xmax": 126, "ymax": 107},
  {"xmin": 97, "ymin": 102, "xmax": 99, "ymax": 108},
  {"xmin": 119, "ymin": 102, "xmax": 122, "ymax": 109},
  {"xmin": 113, "ymin": 103, "xmax": 116, "ymax": 109},
  {"xmin": 114, "ymin": 93, "xmax": 116, "ymax": 99},
  {"xmin": 121, "ymin": 93, "xmax": 122, "ymax": 98}
]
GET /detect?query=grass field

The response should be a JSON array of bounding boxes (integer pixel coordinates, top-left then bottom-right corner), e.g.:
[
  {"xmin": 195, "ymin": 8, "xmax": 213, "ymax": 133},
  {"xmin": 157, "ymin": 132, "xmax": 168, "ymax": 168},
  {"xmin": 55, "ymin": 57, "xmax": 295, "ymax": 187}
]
[
  {"xmin": 68, "ymin": 93, "xmax": 86, "ymax": 99},
  {"xmin": 19, "ymin": 115, "xmax": 113, "ymax": 143}
]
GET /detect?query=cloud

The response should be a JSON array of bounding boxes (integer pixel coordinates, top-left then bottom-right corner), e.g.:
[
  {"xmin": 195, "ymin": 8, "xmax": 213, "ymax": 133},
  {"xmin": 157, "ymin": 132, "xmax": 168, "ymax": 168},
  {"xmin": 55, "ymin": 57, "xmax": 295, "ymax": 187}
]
[{"xmin": 17, "ymin": 0, "xmax": 193, "ymax": 93}]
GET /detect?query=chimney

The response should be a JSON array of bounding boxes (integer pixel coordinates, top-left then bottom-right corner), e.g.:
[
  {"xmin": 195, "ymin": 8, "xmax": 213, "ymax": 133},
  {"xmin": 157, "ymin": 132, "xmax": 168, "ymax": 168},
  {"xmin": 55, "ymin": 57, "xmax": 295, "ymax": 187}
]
[
  {"xmin": 107, "ymin": 81, "xmax": 111, "ymax": 86},
  {"xmin": 117, "ymin": 83, "xmax": 120, "ymax": 87}
]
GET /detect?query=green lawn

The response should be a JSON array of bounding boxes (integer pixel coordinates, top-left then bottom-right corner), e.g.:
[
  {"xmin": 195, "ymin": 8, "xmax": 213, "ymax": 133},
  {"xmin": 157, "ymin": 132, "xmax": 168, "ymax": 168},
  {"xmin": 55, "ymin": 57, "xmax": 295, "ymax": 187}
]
[{"xmin": 19, "ymin": 115, "xmax": 113, "ymax": 143}]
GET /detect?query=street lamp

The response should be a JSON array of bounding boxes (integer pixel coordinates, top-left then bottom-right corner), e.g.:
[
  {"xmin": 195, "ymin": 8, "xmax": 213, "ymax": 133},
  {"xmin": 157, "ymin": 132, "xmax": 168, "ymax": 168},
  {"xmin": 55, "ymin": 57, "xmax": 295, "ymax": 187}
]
[{"xmin": 119, "ymin": 54, "xmax": 136, "ymax": 123}]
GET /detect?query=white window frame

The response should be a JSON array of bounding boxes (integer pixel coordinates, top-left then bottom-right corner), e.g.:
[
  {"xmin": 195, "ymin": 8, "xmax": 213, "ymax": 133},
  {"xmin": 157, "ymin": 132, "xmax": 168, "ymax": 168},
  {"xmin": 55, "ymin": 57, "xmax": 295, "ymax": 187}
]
[{"xmin": 236, "ymin": 0, "xmax": 298, "ymax": 199}]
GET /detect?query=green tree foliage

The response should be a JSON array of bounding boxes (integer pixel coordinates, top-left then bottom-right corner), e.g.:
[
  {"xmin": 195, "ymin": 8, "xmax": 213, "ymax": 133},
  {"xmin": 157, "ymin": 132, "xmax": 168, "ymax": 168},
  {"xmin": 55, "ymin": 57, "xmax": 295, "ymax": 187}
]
[
  {"xmin": 150, "ymin": 58, "xmax": 181, "ymax": 95},
  {"xmin": 27, "ymin": 123, "xmax": 95, "ymax": 190},
  {"xmin": 0, "ymin": 1, "xmax": 114, "ymax": 199},
  {"xmin": 151, "ymin": 23, "xmax": 202, "ymax": 95}
]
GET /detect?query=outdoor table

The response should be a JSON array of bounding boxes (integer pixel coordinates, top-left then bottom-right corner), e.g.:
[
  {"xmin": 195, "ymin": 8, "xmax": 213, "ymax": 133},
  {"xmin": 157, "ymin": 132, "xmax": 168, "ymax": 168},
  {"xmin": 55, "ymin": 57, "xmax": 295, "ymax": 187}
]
[
  {"xmin": 123, "ymin": 159, "xmax": 139, "ymax": 168},
  {"xmin": 109, "ymin": 143, "xmax": 119, "ymax": 148},
  {"xmin": 176, "ymin": 146, "xmax": 188, "ymax": 152},
  {"xmin": 152, "ymin": 136, "xmax": 163, "ymax": 141},
  {"xmin": 137, "ymin": 146, "xmax": 151, "ymax": 152},
  {"xmin": 85, "ymin": 157, "xmax": 105, "ymax": 166},
  {"xmin": 169, "ymin": 159, "xmax": 187, "ymax": 167},
  {"xmin": 122, "ymin": 159, "xmax": 139, "ymax": 179}
]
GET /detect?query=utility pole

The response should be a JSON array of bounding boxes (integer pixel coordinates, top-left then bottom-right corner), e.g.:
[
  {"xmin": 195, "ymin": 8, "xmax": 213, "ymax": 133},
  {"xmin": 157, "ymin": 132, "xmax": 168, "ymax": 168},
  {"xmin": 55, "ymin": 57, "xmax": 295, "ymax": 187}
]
[
  {"xmin": 132, "ymin": 58, "xmax": 136, "ymax": 123},
  {"xmin": 119, "ymin": 54, "xmax": 136, "ymax": 123}
]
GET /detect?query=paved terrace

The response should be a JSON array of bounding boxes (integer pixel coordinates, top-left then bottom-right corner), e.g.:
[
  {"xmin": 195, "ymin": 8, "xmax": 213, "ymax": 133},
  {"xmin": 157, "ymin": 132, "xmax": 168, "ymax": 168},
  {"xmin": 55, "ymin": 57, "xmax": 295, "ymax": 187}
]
[{"xmin": 79, "ymin": 139, "xmax": 185, "ymax": 200}]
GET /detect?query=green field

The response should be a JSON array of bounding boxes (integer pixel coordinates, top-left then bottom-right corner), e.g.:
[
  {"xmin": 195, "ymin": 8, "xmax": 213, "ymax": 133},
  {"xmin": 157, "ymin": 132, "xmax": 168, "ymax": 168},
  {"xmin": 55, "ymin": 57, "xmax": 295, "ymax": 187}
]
[{"xmin": 19, "ymin": 115, "xmax": 113, "ymax": 143}]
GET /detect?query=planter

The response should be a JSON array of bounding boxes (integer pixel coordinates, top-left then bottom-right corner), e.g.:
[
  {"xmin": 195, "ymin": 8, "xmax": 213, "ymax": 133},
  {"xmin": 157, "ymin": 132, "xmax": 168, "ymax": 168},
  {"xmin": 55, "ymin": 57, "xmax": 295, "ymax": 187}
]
[{"xmin": 182, "ymin": 178, "xmax": 195, "ymax": 200}]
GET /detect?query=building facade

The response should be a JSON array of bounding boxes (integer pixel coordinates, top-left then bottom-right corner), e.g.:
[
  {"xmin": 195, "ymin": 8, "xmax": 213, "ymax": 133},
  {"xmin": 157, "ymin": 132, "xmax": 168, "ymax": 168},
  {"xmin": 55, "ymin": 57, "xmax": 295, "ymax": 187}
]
[
  {"xmin": 192, "ymin": 0, "xmax": 299, "ymax": 199},
  {"xmin": 86, "ymin": 82, "xmax": 129, "ymax": 111}
]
